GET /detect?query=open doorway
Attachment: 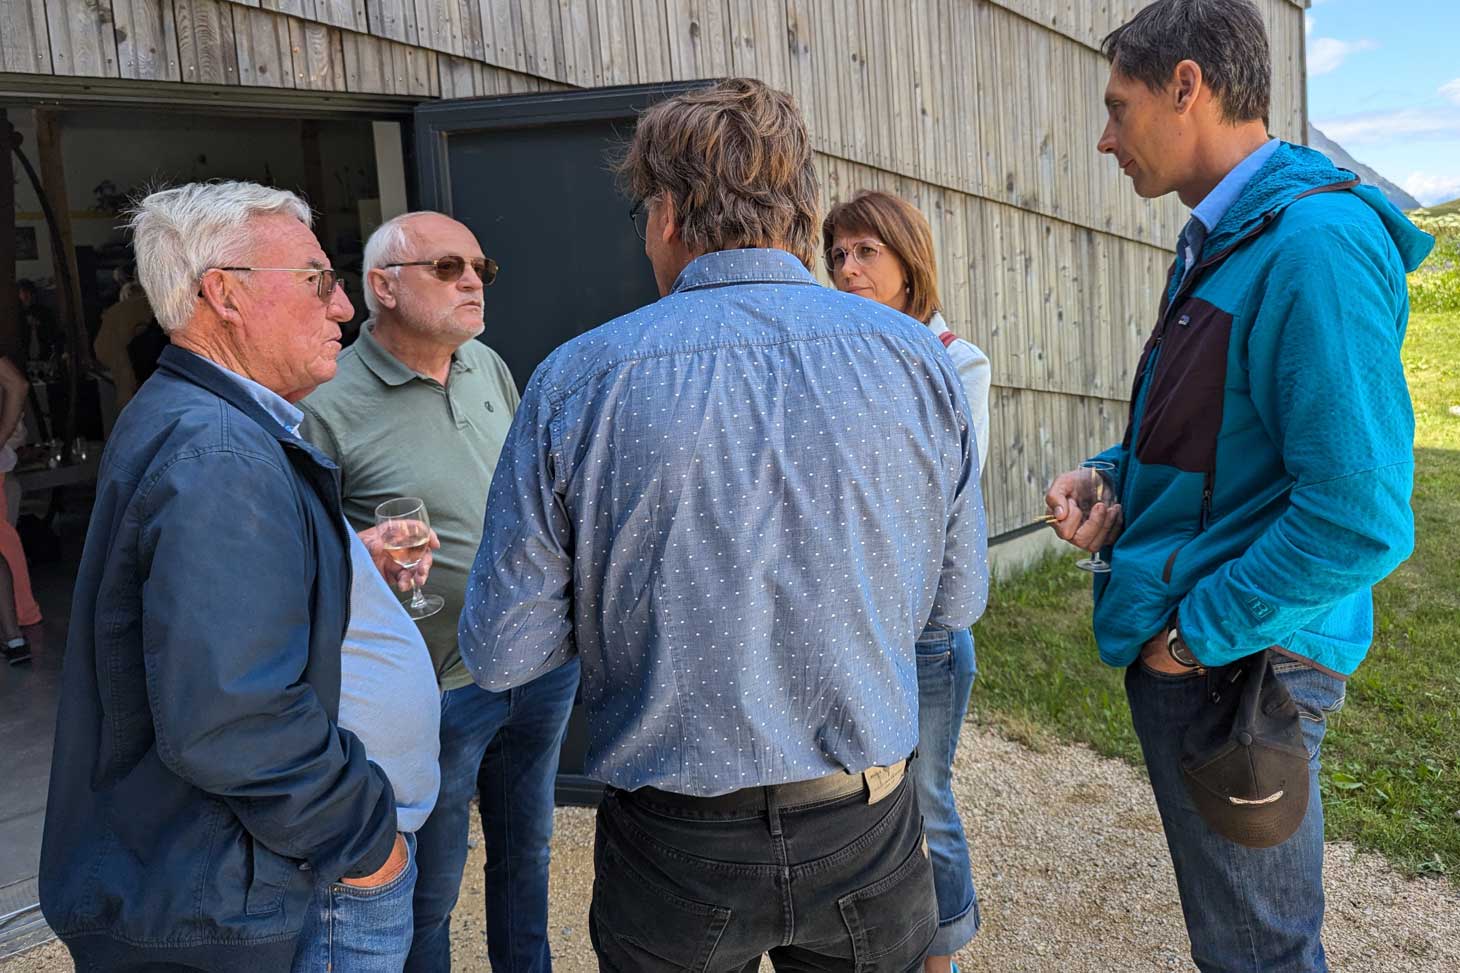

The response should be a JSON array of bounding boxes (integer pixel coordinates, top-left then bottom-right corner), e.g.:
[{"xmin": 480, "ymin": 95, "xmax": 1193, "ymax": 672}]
[
  {"xmin": 0, "ymin": 79, "xmax": 701, "ymax": 955},
  {"xmin": 0, "ymin": 102, "xmax": 388, "ymax": 956}
]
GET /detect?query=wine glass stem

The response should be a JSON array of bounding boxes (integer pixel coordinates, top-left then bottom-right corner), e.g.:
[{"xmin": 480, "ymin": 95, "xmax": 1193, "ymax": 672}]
[{"xmin": 409, "ymin": 577, "xmax": 427, "ymax": 611}]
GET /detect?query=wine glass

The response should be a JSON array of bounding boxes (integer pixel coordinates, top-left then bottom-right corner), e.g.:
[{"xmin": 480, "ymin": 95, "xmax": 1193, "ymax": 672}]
[
  {"xmin": 1075, "ymin": 460, "xmax": 1116, "ymax": 574},
  {"xmin": 375, "ymin": 497, "xmax": 444, "ymax": 620}
]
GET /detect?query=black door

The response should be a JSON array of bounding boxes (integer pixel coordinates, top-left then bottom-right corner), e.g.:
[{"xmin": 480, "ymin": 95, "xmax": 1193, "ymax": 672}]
[
  {"xmin": 415, "ymin": 81, "xmax": 707, "ymax": 392},
  {"xmin": 414, "ymin": 81, "xmax": 709, "ymax": 804}
]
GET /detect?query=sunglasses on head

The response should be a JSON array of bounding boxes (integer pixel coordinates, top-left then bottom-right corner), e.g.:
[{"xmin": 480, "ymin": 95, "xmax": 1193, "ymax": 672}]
[{"xmin": 385, "ymin": 255, "xmax": 499, "ymax": 286}]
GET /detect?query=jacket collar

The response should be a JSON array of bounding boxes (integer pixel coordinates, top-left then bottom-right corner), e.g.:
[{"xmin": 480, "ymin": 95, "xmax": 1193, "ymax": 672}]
[
  {"xmin": 1165, "ymin": 142, "xmax": 1361, "ymax": 305},
  {"xmin": 1191, "ymin": 139, "xmax": 1280, "ymax": 235},
  {"xmin": 1201, "ymin": 142, "xmax": 1357, "ymax": 259},
  {"xmin": 156, "ymin": 345, "xmax": 336, "ymax": 468},
  {"xmin": 670, "ymin": 248, "xmax": 819, "ymax": 294}
]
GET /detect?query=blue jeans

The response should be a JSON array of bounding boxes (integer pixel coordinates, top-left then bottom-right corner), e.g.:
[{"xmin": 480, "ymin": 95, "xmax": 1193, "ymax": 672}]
[
  {"xmin": 405, "ymin": 658, "xmax": 581, "ymax": 973},
  {"xmin": 911, "ymin": 625, "xmax": 981, "ymax": 956},
  {"xmin": 292, "ymin": 832, "xmax": 417, "ymax": 973},
  {"xmin": 1126, "ymin": 657, "xmax": 1347, "ymax": 973}
]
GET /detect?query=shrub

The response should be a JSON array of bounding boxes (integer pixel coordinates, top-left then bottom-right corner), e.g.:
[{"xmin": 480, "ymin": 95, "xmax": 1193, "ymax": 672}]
[{"xmin": 1409, "ymin": 214, "xmax": 1460, "ymax": 313}]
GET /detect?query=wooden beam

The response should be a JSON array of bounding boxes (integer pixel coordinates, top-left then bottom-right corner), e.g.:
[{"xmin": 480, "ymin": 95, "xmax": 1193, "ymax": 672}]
[
  {"xmin": 32, "ymin": 109, "xmax": 91, "ymax": 369},
  {"xmin": 0, "ymin": 111, "xmax": 18, "ymax": 361}
]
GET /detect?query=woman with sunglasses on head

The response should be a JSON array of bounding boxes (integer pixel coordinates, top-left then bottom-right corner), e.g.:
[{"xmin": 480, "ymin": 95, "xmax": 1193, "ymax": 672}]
[{"xmin": 824, "ymin": 190, "xmax": 990, "ymax": 973}]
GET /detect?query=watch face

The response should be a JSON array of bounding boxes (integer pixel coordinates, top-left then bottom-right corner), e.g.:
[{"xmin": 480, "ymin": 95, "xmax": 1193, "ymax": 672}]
[{"xmin": 1170, "ymin": 635, "xmax": 1199, "ymax": 668}]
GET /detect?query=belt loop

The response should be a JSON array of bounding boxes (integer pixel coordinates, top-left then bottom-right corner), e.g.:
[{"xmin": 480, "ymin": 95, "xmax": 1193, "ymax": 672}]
[{"xmin": 764, "ymin": 785, "xmax": 783, "ymax": 838}]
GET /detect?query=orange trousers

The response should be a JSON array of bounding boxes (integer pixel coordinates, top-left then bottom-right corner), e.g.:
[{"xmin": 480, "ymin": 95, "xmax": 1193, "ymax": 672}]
[{"xmin": 0, "ymin": 474, "xmax": 43, "ymax": 628}]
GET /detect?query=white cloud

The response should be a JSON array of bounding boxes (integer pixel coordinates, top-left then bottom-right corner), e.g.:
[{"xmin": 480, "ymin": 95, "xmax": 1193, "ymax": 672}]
[
  {"xmin": 1316, "ymin": 107, "xmax": 1460, "ymax": 145},
  {"xmin": 1402, "ymin": 172, "xmax": 1460, "ymax": 207},
  {"xmin": 1306, "ymin": 37, "xmax": 1377, "ymax": 76},
  {"xmin": 1441, "ymin": 78, "xmax": 1460, "ymax": 107}
]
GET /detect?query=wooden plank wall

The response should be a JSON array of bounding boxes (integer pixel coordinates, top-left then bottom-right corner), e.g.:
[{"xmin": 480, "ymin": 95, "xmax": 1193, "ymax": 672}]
[
  {"xmin": 814, "ymin": 152, "xmax": 1153, "ymax": 531},
  {"xmin": 6, "ymin": 0, "xmax": 1311, "ymax": 534},
  {"xmin": 0, "ymin": 1, "xmax": 54, "ymax": 74}
]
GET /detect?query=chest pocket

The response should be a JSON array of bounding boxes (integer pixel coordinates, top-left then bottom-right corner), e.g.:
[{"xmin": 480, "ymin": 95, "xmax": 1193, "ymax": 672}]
[{"xmin": 1135, "ymin": 297, "xmax": 1234, "ymax": 473}]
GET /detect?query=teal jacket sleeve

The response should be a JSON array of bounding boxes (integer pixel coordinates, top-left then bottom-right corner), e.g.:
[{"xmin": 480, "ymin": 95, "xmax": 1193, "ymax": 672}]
[{"xmin": 1178, "ymin": 222, "xmax": 1415, "ymax": 666}]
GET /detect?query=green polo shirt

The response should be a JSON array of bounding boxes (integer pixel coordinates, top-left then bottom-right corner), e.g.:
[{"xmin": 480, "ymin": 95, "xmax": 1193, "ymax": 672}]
[{"xmin": 300, "ymin": 323, "xmax": 520, "ymax": 691}]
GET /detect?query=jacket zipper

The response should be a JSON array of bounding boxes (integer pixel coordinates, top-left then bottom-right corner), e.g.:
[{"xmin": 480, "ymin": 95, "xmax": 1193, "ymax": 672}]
[
  {"xmin": 1161, "ymin": 456, "xmax": 1217, "ymax": 585},
  {"xmin": 1149, "ymin": 178, "xmax": 1360, "ymax": 587}
]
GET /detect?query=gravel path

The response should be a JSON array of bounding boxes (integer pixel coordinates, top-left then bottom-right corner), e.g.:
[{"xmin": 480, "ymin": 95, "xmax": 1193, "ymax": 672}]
[{"xmin": 8, "ymin": 727, "xmax": 1457, "ymax": 972}]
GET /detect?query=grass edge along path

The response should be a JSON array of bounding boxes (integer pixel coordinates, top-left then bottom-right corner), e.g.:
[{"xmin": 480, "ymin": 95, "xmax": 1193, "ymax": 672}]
[{"xmin": 970, "ymin": 309, "xmax": 1460, "ymax": 882}]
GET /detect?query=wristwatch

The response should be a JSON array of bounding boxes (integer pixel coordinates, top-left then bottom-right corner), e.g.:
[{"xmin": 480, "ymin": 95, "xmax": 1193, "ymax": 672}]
[{"xmin": 1166, "ymin": 625, "xmax": 1203, "ymax": 669}]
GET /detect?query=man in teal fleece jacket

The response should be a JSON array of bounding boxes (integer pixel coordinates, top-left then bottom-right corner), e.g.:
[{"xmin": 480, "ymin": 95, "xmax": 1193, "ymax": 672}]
[{"xmin": 1045, "ymin": 2, "xmax": 1434, "ymax": 971}]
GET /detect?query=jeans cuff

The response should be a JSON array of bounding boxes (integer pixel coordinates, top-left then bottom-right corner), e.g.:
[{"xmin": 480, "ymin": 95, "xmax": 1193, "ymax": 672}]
[{"xmin": 928, "ymin": 893, "xmax": 981, "ymax": 956}]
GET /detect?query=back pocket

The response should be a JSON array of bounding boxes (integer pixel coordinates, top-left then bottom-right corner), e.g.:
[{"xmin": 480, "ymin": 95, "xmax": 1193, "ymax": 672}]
[
  {"xmin": 1136, "ymin": 297, "xmax": 1233, "ymax": 473},
  {"xmin": 838, "ymin": 828, "xmax": 937, "ymax": 970},
  {"xmin": 590, "ymin": 833, "xmax": 731, "ymax": 972}
]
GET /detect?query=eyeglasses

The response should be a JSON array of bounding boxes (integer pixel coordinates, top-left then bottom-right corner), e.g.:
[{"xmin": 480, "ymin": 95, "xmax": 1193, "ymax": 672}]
[
  {"xmin": 826, "ymin": 241, "xmax": 888, "ymax": 274},
  {"xmin": 629, "ymin": 199, "xmax": 651, "ymax": 241},
  {"xmin": 207, "ymin": 266, "xmax": 345, "ymax": 303},
  {"xmin": 385, "ymin": 255, "xmax": 499, "ymax": 286}
]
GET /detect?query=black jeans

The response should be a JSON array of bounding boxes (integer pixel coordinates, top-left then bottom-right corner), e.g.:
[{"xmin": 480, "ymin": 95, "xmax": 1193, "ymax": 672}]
[{"xmin": 590, "ymin": 776, "xmax": 937, "ymax": 972}]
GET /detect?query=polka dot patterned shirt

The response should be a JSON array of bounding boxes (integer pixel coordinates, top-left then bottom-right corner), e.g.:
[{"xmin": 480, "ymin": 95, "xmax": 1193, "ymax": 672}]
[{"xmin": 459, "ymin": 248, "xmax": 989, "ymax": 797}]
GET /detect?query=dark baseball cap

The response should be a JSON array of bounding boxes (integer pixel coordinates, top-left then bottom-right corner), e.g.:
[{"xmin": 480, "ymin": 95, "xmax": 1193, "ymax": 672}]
[{"xmin": 1179, "ymin": 650, "xmax": 1309, "ymax": 849}]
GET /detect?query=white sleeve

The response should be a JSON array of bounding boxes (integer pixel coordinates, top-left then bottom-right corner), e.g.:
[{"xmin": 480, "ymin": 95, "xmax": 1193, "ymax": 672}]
[{"xmin": 949, "ymin": 339, "xmax": 991, "ymax": 472}]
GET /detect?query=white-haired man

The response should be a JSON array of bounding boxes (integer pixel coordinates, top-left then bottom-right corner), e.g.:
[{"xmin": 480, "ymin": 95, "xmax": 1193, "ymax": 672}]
[
  {"xmin": 300, "ymin": 211, "xmax": 578, "ymax": 973},
  {"xmin": 40, "ymin": 181, "xmax": 442, "ymax": 973}
]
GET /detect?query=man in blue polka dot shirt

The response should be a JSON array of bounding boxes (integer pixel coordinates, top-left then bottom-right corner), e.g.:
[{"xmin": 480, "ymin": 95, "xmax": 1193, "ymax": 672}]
[{"xmin": 460, "ymin": 78, "xmax": 989, "ymax": 971}]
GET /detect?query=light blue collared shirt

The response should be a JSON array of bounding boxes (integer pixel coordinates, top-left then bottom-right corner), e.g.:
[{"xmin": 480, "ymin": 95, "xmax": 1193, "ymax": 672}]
[
  {"xmin": 1180, "ymin": 138, "xmax": 1281, "ymax": 280},
  {"xmin": 190, "ymin": 354, "xmax": 306, "ymax": 435},
  {"xmin": 460, "ymin": 248, "xmax": 989, "ymax": 796}
]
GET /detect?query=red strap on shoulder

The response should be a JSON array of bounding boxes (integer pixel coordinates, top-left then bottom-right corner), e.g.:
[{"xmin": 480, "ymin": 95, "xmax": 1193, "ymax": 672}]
[{"xmin": 939, "ymin": 331, "xmax": 957, "ymax": 348}]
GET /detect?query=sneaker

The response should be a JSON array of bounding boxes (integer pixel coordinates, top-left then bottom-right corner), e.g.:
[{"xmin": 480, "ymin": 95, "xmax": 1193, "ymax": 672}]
[{"xmin": 3, "ymin": 640, "xmax": 30, "ymax": 666}]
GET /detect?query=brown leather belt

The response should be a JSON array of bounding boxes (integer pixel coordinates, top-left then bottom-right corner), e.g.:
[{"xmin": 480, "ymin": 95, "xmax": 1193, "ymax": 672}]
[{"xmin": 620, "ymin": 759, "xmax": 909, "ymax": 812}]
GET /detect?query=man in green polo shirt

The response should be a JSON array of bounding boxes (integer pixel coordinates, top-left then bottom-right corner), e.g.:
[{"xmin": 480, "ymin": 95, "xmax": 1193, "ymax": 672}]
[{"xmin": 300, "ymin": 211, "xmax": 580, "ymax": 973}]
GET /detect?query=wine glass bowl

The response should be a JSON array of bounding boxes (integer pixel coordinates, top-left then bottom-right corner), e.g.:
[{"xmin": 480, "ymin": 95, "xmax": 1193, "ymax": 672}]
[
  {"xmin": 1074, "ymin": 461, "xmax": 1116, "ymax": 575},
  {"xmin": 375, "ymin": 497, "xmax": 445, "ymax": 620}
]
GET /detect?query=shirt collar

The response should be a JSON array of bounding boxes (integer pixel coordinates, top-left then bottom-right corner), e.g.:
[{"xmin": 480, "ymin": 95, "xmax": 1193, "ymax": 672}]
[
  {"xmin": 1191, "ymin": 138, "xmax": 1281, "ymax": 234},
  {"xmin": 354, "ymin": 321, "xmax": 474, "ymax": 388},
  {"xmin": 191, "ymin": 354, "xmax": 305, "ymax": 434},
  {"xmin": 670, "ymin": 248, "xmax": 818, "ymax": 294}
]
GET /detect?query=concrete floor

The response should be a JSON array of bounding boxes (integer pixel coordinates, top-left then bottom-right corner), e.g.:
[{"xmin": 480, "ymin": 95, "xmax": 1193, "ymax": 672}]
[{"xmin": 0, "ymin": 501, "xmax": 87, "ymax": 957}]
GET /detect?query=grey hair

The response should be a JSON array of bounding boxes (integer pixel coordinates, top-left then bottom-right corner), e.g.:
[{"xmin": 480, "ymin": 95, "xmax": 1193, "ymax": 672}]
[
  {"xmin": 1102, "ymin": 0, "xmax": 1270, "ymax": 125},
  {"xmin": 127, "ymin": 181, "xmax": 312, "ymax": 333},
  {"xmin": 361, "ymin": 211, "xmax": 450, "ymax": 314}
]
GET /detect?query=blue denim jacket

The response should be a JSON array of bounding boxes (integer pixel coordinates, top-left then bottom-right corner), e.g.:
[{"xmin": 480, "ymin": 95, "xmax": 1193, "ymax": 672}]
[
  {"xmin": 40, "ymin": 346, "xmax": 398, "ymax": 972},
  {"xmin": 461, "ymin": 249, "xmax": 989, "ymax": 796}
]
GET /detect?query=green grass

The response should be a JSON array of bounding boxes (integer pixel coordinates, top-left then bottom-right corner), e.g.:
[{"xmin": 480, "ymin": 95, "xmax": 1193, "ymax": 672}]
[
  {"xmin": 972, "ymin": 309, "xmax": 1460, "ymax": 880},
  {"xmin": 1408, "ymin": 213, "xmax": 1460, "ymax": 313}
]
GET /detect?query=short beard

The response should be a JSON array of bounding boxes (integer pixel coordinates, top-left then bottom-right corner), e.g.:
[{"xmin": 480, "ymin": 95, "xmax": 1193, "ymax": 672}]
[{"xmin": 424, "ymin": 308, "xmax": 485, "ymax": 343}]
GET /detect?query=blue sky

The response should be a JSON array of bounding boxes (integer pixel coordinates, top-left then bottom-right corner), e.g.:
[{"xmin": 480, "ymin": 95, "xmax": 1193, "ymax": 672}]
[{"xmin": 1306, "ymin": 0, "xmax": 1460, "ymax": 205}]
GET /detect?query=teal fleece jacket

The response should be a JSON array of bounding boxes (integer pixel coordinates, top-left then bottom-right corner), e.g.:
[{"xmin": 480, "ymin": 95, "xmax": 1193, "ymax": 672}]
[{"xmin": 1091, "ymin": 142, "xmax": 1434, "ymax": 676}]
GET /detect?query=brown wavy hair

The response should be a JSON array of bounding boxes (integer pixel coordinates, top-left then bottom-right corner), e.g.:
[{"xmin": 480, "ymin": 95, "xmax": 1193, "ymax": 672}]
[
  {"xmin": 822, "ymin": 191, "xmax": 941, "ymax": 323},
  {"xmin": 615, "ymin": 78, "xmax": 820, "ymax": 269}
]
